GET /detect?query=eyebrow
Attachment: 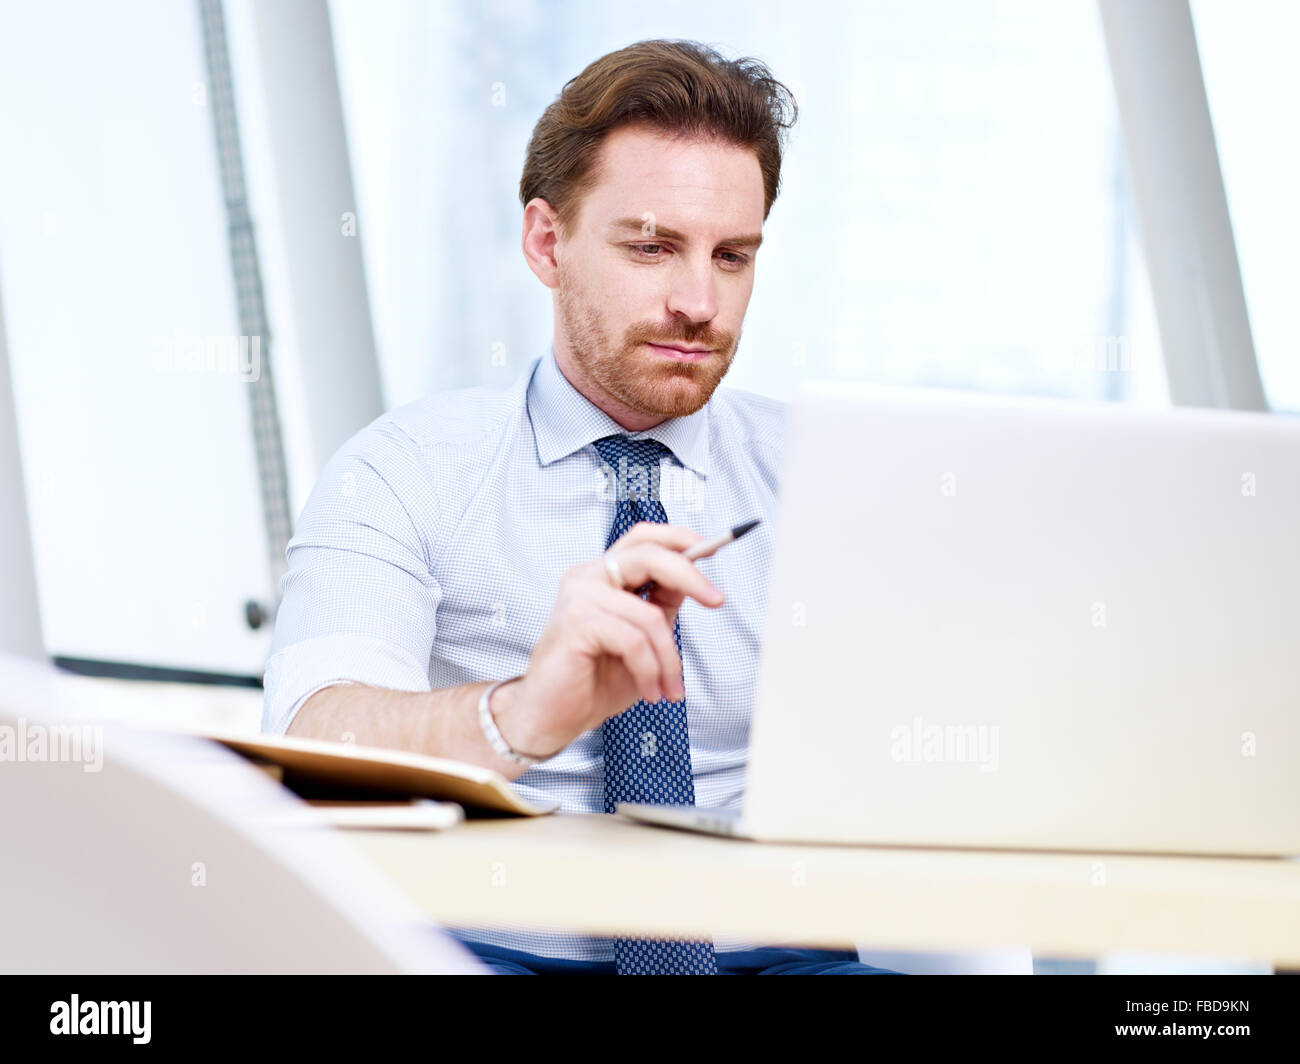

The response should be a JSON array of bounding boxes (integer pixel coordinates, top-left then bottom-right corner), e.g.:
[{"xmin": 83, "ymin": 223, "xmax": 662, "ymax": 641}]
[{"xmin": 608, "ymin": 217, "xmax": 763, "ymax": 250}]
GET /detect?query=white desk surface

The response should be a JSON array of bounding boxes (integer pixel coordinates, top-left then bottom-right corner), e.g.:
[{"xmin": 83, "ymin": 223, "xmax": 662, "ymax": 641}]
[
  {"xmin": 344, "ymin": 811, "xmax": 1300, "ymax": 966},
  {"xmin": 55, "ymin": 676, "xmax": 1299, "ymax": 966}
]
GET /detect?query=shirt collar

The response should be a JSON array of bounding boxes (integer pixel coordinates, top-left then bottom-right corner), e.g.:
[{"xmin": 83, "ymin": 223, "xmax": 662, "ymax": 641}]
[{"xmin": 526, "ymin": 342, "xmax": 711, "ymax": 478}]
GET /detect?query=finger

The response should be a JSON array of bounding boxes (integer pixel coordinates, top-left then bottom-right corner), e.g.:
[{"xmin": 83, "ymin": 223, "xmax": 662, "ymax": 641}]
[
  {"xmin": 593, "ymin": 584, "xmax": 683, "ymax": 698},
  {"xmin": 604, "ymin": 542, "xmax": 724, "ymax": 608},
  {"xmin": 606, "ymin": 524, "xmax": 710, "ymax": 600},
  {"xmin": 644, "ymin": 583, "xmax": 686, "ymax": 622},
  {"xmin": 594, "ymin": 612, "xmax": 667, "ymax": 705}
]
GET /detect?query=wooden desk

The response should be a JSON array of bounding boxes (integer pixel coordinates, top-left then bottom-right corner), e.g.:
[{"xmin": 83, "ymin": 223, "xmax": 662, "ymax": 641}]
[{"xmin": 344, "ymin": 812, "xmax": 1300, "ymax": 966}]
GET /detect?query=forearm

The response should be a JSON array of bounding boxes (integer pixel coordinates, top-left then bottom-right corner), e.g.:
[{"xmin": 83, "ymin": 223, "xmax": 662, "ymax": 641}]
[{"xmin": 285, "ymin": 679, "xmax": 552, "ymax": 782}]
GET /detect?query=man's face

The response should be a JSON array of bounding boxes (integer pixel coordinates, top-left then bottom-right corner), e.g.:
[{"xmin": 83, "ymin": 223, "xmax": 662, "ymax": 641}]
[{"xmin": 527, "ymin": 123, "xmax": 766, "ymax": 429}]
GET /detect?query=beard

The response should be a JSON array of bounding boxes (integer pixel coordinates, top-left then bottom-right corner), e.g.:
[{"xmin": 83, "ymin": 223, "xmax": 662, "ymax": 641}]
[{"xmin": 556, "ymin": 261, "xmax": 738, "ymax": 420}]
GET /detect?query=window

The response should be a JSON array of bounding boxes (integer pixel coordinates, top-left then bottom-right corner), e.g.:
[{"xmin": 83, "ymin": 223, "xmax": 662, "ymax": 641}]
[
  {"xmin": 330, "ymin": 0, "xmax": 1168, "ymax": 408},
  {"xmin": 0, "ymin": 0, "xmax": 272, "ymax": 674},
  {"xmin": 1192, "ymin": 0, "xmax": 1300, "ymax": 413}
]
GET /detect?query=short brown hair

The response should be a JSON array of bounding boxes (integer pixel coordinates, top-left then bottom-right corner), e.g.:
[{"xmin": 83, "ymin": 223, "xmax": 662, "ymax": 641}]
[{"xmin": 519, "ymin": 39, "xmax": 798, "ymax": 235}]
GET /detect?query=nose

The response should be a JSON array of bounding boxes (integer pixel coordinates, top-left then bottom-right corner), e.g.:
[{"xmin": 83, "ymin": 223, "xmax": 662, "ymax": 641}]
[{"xmin": 664, "ymin": 252, "xmax": 719, "ymax": 324}]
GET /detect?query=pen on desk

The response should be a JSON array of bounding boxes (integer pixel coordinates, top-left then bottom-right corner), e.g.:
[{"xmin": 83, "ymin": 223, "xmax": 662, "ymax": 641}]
[{"xmin": 632, "ymin": 518, "xmax": 761, "ymax": 597}]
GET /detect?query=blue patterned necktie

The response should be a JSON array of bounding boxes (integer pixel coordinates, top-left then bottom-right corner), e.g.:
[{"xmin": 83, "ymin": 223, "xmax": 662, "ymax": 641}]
[{"xmin": 592, "ymin": 434, "xmax": 718, "ymax": 976}]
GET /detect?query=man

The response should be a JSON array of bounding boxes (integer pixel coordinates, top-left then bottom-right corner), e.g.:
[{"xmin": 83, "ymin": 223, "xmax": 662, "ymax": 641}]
[{"xmin": 264, "ymin": 38, "xmax": 896, "ymax": 976}]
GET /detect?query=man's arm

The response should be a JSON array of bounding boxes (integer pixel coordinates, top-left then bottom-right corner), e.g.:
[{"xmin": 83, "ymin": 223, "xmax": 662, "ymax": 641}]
[
  {"xmin": 283, "ymin": 520, "xmax": 725, "ymax": 776},
  {"xmin": 285, "ymin": 678, "xmax": 546, "ymax": 782},
  {"xmin": 266, "ymin": 424, "xmax": 724, "ymax": 773}
]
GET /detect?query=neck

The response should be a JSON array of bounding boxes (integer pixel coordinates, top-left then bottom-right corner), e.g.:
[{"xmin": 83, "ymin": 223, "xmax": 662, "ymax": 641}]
[{"xmin": 553, "ymin": 345, "xmax": 667, "ymax": 432}]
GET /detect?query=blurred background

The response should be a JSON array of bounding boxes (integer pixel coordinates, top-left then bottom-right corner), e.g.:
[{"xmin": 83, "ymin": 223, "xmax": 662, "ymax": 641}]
[{"xmin": 0, "ymin": 0, "xmax": 1294, "ymax": 686}]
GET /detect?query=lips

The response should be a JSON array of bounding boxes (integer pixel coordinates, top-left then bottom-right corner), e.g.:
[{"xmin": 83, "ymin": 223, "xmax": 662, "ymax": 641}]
[{"xmin": 645, "ymin": 342, "xmax": 713, "ymax": 363}]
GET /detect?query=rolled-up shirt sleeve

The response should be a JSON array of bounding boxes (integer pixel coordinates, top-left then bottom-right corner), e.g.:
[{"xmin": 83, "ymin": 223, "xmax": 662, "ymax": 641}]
[{"xmin": 261, "ymin": 420, "xmax": 442, "ymax": 735}]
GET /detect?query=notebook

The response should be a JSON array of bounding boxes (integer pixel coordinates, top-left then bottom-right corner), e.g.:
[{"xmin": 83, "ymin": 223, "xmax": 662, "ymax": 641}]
[{"xmin": 135, "ymin": 725, "xmax": 560, "ymax": 817}]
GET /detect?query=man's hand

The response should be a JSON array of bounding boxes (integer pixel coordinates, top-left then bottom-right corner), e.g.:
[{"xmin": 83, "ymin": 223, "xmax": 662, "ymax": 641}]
[{"xmin": 492, "ymin": 522, "xmax": 725, "ymax": 758}]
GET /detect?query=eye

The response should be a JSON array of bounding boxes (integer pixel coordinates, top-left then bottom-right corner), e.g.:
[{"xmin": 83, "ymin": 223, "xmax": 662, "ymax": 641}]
[{"xmin": 628, "ymin": 243, "xmax": 750, "ymax": 269}]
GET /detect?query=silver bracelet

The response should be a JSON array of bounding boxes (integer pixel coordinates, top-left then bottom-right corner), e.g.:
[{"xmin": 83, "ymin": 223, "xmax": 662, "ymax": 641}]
[{"xmin": 477, "ymin": 676, "xmax": 551, "ymax": 767}]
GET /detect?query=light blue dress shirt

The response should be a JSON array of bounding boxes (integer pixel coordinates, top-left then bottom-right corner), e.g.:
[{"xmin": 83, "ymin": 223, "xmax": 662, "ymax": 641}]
[{"xmin": 263, "ymin": 342, "xmax": 788, "ymax": 961}]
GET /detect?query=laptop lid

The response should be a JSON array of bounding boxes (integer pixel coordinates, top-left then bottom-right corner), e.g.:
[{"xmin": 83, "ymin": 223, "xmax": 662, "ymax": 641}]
[{"xmin": 743, "ymin": 382, "xmax": 1300, "ymax": 855}]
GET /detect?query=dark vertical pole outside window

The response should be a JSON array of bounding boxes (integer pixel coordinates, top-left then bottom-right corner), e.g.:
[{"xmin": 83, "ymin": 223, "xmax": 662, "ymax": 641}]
[{"xmin": 197, "ymin": 0, "xmax": 293, "ymax": 629}]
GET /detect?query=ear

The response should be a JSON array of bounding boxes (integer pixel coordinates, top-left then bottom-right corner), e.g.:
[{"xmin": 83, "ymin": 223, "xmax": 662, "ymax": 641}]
[{"xmin": 521, "ymin": 198, "xmax": 563, "ymax": 289}]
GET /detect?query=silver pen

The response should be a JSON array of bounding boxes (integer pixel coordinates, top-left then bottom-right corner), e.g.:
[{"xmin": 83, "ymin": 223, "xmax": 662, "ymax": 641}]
[{"xmin": 632, "ymin": 519, "xmax": 761, "ymax": 597}]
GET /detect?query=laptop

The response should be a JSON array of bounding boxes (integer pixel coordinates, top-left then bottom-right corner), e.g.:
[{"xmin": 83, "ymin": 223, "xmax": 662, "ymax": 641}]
[{"xmin": 618, "ymin": 381, "xmax": 1300, "ymax": 856}]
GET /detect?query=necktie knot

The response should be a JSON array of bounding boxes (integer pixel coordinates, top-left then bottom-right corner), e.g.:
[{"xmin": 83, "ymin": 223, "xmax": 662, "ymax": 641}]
[{"xmin": 592, "ymin": 434, "xmax": 672, "ymax": 504}]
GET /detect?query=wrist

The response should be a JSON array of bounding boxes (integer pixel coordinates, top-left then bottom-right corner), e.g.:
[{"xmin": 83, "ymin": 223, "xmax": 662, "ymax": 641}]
[{"xmin": 481, "ymin": 676, "xmax": 561, "ymax": 764}]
